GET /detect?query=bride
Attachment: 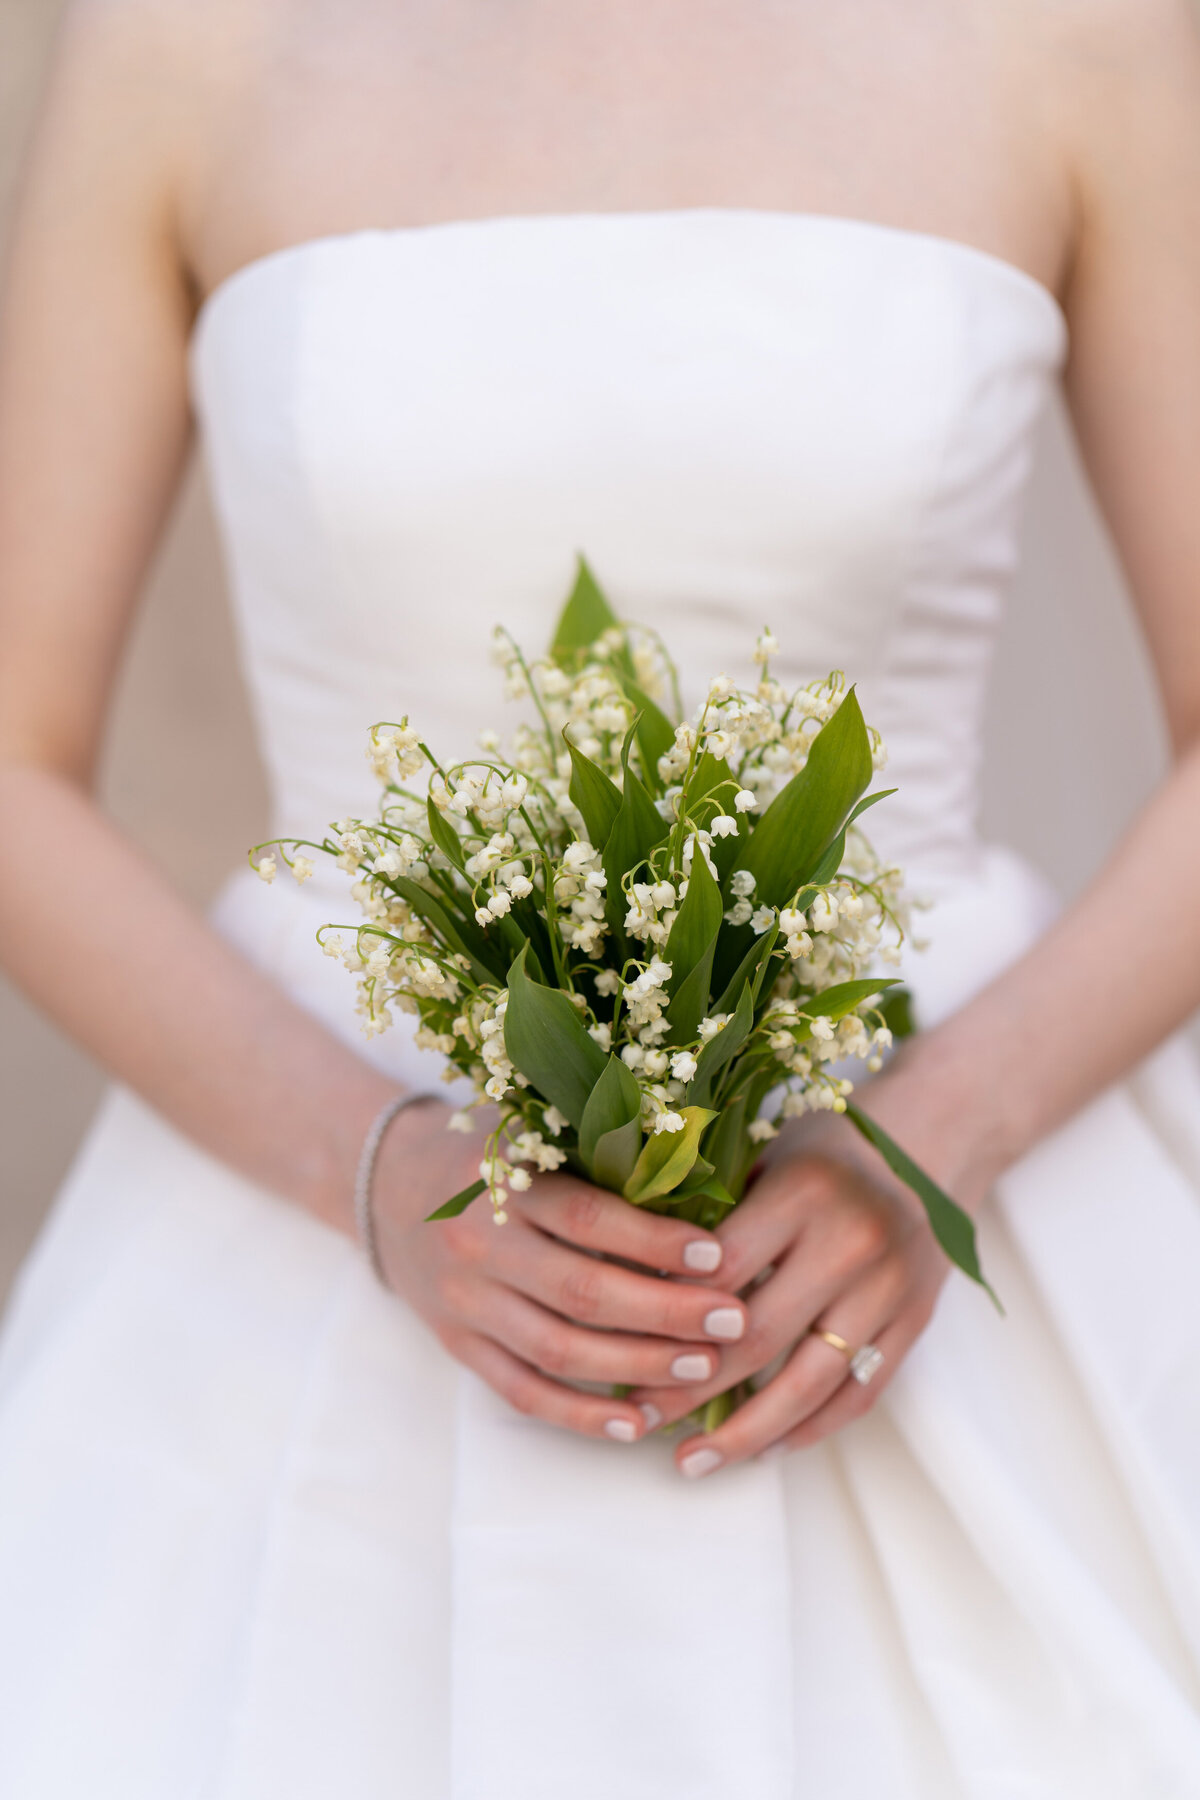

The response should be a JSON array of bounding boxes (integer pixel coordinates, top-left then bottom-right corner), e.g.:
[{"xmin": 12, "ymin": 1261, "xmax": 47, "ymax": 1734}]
[{"xmin": 2, "ymin": 2, "xmax": 1199, "ymax": 1794}]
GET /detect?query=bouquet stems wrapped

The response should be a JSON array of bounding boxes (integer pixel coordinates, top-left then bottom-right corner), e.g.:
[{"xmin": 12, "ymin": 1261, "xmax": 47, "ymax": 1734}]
[{"xmin": 257, "ymin": 560, "xmax": 996, "ymax": 1371}]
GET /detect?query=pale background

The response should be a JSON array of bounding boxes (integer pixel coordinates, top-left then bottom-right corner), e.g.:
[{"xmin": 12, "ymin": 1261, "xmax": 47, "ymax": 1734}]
[{"xmin": 0, "ymin": 0, "xmax": 1183, "ymax": 1305}]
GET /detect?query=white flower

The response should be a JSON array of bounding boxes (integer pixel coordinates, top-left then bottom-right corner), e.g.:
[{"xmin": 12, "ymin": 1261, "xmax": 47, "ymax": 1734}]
[
  {"xmin": 484, "ymin": 1074, "xmax": 510, "ymax": 1100},
  {"xmin": 724, "ymin": 899, "xmax": 753, "ymax": 927},
  {"xmin": 708, "ymin": 673, "xmax": 735, "ymax": 701},
  {"xmin": 650, "ymin": 881, "xmax": 676, "ymax": 910},
  {"xmin": 506, "ymin": 874, "xmax": 533, "ymax": 899},
  {"xmin": 448, "ymin": 1111, "xmax": 474, "ymax": 1134},
  {"xmin": 809, "ymin": 1015, "xmax": 836, "ymax": 1041},
  {"xmin": 670, "ymin": 1050, "xmax": 698, "ymax": 1082},
  {"xmin": 733, "ymin": 788, "xmax": 758, "ymax": 813},
  {"xmin": 542, "ymin": 1106, "xmax": 568, "ymax": 1137},
  {"xmin": 750, "ymin": 906, "xmax": 775, "ymax": 933},
  {"xmin": 785, "ymin": 931, "xmax": 814, "ymax": 960},
  {"xmin": 698, "ymin": 1013, "xmax": 731, "ymax": 1041},
  {"xmin": 322, "ymin": 932, "xmax": 344, "ymax": 959},
  {"xmin": 779, "ymin": 907, "xmax": 806, "ymax": 936},
  {"xmin": 563, "ymin": 840, "xmax": 598, "ymax": 874},
  {"xmin": 710, "ymin": 813, "xmax": 739, "ymax": 839},
  {"xmin": 594, "ymin": 969, "xmax": 621, "ymax": 996},
  {"xmin": 752, "ymin": 629, "xmax": 779, "ymax": 666},
  {"xmin": 642, "ymin": 1048, "xmax": 669, "ymax": 1078},
  {"xmin": 706, "ymin": 729, "xmax": 736, "ymax": 762},
  {"xmin": 256, "ymin": 855, "xmax": 277, "ymax": 883},
  {"xmin": 474, "ymin": 906, "xmax": 493, "ymax": 927},
  {"xmin": 748, "ymin": 1118, "xmax": 779, "ymax": 1142},
  {"xmin": 588, "ymin": 1022, "xmax": 612, "ymax": 1050},
  {"xmin": 654, "ymin": 1111, "xmax": 686, "ymax": 1134},
  {"xmin": 486, "ymin": 890, "xmax": 512, "ymax": 918},
  {"xmin": 730, "ymin": 869, "xmax": 756, "ymax": 899},
  {"xmin": 291, "ymin": 855, "xmax": 314, "ymax": 883},
  {"xmin": 508, "ymin": 1166, "xmax": 532, "ymax": 1192},
  {"xmin": 810, "ymin": 891, "xmax": 840, "ymax": 932}
]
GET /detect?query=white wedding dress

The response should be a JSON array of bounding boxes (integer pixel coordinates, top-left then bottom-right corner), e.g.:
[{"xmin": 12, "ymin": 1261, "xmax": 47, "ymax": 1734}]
[{"xmin": 2, "ymin": 210, "xmax": 1200, "ymax": 1800}]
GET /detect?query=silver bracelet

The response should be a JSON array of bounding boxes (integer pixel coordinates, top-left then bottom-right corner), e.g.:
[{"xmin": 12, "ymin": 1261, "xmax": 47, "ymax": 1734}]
[{"xmin": 353, "ymin": 1092, "xmax": 431, "ymax": 1286}]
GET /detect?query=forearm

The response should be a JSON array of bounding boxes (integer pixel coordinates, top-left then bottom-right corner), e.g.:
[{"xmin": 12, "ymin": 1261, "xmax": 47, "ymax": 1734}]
[
  {"xmin": 878, "ymin": 739, "xmax": 1200, "ymax": 1194},
  {"xmin": 0, "ymin": 762, "xmax": 401, "ymax": 1231}
]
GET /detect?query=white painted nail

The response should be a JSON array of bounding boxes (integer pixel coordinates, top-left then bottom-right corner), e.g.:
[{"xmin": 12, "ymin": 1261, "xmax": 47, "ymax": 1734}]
[
  {"xmin": 680, "ymin": 1446, "xmax": 724, "ymax": 1480},
  {"xmin": 639, "ymin": 1403, "xmax": 663, "ymax": 1431},
  {"xmin": 704, "ymin": 1307, "xmax": 745, "ymax": 1341},
  {"xmin": 683, "ymin": 1240, "xmax": 723, "ymax": 1273},
  {"xmin": 604, "ymin": 1418, "xmax": 639, "ymax": 1443},
  {"xmin": 671, "ymin": 1353, "xmax": 713, "ymax": 1382}
]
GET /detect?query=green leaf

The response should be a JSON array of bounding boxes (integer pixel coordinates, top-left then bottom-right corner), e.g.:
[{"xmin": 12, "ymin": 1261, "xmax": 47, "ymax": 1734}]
[
  {"xmin": 686, "ymin": 981, "xmax": 755, "ymax": 1110},
  {"xmin": 426, "ymin": 1177, "xmax": 487, "ymax": 1221},
  {"xmin": 684, "ymin": 752, "xmax": 738, "ymax": 832},
  {"xmin": 552, "ymin": 555, "xmax": 619, "ymax": 658},
  {"xmin": 665, "ymin": 939, "xmax": 720, "ymax": 1045},
  {"xmin": 503, "ymin": 945, "xmax": 608, "ymax": 1130},
  {"xmin": 385, "ymin": 875, "xmax": 501, "ymax": 984},
  {"xmin": 620, "ymin": 679, "xmax": 677, "ymax": 792},
  {"xmin": 799, "ymin": 976, "xmax": 901, "ymax": 1023},
  {"xmin": 702, "ymin": 1092, "xmax": 750, "ymax": 1194},
  {"xmin": 425, "ymin": 796, "xmax": 467, "ymax": 871},
  {"xmin": 566, "ymin": 736, "xmax": 623, "ymax": 851},
  {"xmin": 592, "ymin": 1118, "xmax": 643, "ymax": 1193},
  {"xmin": 603, "ymin": 723, "xmax": 669, "ymax": 938},
  {"xmin": 623, "ymin": 1105, "xmax": 718, "ymax": 1204},
  {"xmin": 579, "ymin": 1054, "xmax": 642, "ymax": 1168},
  {"xmin": 877, "ymin": 986, "xmax": 916, "ymax": 1040},
  {"xmin": 664, "ymin": 851, "xmax": 722, "ymax": 993},
  {"xmin": 844, "ymin": 1102, "xmax": 1002, "ymax": 1311},
  {"xmin": 710, "ymin": 925, "xmax": 779, "ymax": 1021},
  {"xmin": 735, "ymin": 689, "xmax": 874, "ymax": 909}
]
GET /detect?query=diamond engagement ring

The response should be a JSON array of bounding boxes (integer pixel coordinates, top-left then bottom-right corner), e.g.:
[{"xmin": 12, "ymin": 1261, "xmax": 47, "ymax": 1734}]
[{"xmin": 811, "ymin": 1328, "xmax": 885, "ymax": 1387}]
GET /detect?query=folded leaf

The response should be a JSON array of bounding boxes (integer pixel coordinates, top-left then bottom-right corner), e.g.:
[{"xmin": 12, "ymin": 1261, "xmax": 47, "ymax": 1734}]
[
  {"xmin": 503, "ymin": 945, "xmax": 608, "ymax": 1130},
  {"xmin": 664, "ymin": 850, "xmax": 722, "ymax": 994},
  {"xmin": 624, "ymin": 1105, "xmax": 718, "ymax": 1204},
  {"xmin": 844, "ymin": 1102, "xmax": 1001, "ymax": 1310},
  {"xmin": 566, "ymin": 736, "xmax": 623, "ymax": 851},
  {"xmin": 665, "ymin": 935, "xmax": 720, "ymax": 1045},
  {"xmin": 426, "ymin": 1177, "xmax": 487, "ymax": 1221},
  {"xmin": 710, "ymin": 925, "xmax": 779, "ymax": 1021},
  {"xmin": 579, "ymin": 1054, "xmax": 642, "ymax": 1168}
]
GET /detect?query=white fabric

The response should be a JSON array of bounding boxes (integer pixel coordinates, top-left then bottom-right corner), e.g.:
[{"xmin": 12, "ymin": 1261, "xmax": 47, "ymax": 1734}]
[{"xmin": 2, "ymin": 209, "xmax": 1199, "ymax": 1798}]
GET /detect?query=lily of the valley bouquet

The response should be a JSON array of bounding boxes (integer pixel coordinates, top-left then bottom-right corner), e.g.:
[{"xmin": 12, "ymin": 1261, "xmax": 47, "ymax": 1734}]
[{"xmin": 257, "ymin": 560, "xmax": 992, "ymax": 1319}]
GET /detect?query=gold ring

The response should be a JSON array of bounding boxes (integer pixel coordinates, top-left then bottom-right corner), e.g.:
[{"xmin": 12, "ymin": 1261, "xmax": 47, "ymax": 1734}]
[{"xmin": 811, "ymin": 1328, "xmax": 885, "ymax": 1387}]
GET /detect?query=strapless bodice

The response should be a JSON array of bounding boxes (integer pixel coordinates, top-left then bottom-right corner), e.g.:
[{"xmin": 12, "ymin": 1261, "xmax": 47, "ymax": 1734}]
[{"xmin": 191, "ymin": 209, "xmax": 1065, "ymax": 897}]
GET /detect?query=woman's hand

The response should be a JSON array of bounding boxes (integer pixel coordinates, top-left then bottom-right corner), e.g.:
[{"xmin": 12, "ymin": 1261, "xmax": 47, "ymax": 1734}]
[
  {"xmin": 372, "ymin": 1098, "xmax": 750, "ymax": 1443},
  {"xmin": 628, "ymin": 1098, "xmax": 959, "ymax": 1476}
]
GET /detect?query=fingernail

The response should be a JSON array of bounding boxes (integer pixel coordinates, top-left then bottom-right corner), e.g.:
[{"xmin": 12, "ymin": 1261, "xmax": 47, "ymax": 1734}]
[
  {"xmin": 604, "ymin": 1418, "xmax": 639, "ymax": 1443},
  {"xmin": 704, "ymin": 1307, "xmax": 745, "ymax": 1341},
  {"xmin": 680, "ymin": 1445, "xmax": 724, "ymax": 1480},
  {"xmin": 639, "ymin": 1403, "xmax": 663, "ymax": 1431},
  {"xmin": 671, "ymin": 1353, "xmax": 713, "ymax": 1382},
  {"xmin": 683, "ymin": 1240, "xmax": 722, "ymax": 1273}
]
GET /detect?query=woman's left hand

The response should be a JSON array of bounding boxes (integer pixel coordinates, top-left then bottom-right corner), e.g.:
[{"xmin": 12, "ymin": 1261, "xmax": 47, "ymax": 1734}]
[{"xmin": 628, "ymin": 1103, "xmax": 960, "ymax": 1476}]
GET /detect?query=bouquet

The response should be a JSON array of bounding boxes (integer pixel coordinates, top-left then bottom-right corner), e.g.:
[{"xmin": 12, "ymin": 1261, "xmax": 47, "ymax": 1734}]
[{"xmin": 256, "ymin": 560, "xmax": 994, "ymax": 1336}]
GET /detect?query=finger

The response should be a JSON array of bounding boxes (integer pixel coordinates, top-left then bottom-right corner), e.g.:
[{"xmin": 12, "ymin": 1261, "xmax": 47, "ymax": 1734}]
[
  {"xmin": 516, "ymin": 1178, "xmax": 726, "ymax": 1278},
  {"xmin": 627, "ymin": 1231, "xmax": 899, "ymax": 1430},
  {"xmin": 498, "ymin": 1227, "xmax": 748, "ymax": 1345},
  {"xmin": 445, "ymin": 1328, "xmax": 652, "ymax": 1442},
  {"xmin": 473, "ymin": 1284, "xmax": 725, "ymax": 1389},
  {"xmin": 670, "ymin": 1283, "xmax": 899, "ymax": 1474},
  {"xmin": 766, "ymin": 1316, "xmax": 916, "ymax": 1455},
  {"xmin": 713, "ymin": 1153, "xmax": 890, "ymax": 1293}
]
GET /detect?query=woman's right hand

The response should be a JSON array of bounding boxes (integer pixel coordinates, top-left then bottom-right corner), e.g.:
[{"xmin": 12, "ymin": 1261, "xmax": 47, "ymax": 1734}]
[{"xmin": 372, "ymin": 1097, "xmax": 748, "ymax": 1442}]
